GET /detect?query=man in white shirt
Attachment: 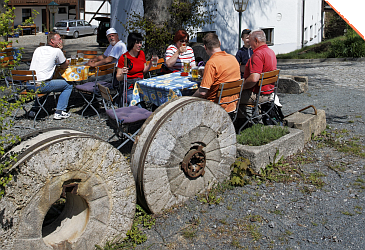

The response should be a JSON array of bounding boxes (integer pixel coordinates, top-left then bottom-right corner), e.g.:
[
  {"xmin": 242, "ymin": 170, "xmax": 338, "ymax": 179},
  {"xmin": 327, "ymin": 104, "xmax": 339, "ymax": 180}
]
[
  {"xmin": 86, "ymin": 28, "xmax": 127, "ymax": 67},
  {"xmin": 29, "ymin": 32, "xmax": 73, "ymax": 119}
]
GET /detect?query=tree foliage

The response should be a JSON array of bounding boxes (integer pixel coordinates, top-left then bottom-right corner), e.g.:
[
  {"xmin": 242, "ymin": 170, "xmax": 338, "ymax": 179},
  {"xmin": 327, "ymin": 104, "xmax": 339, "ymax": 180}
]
[
  {"xmin": 0, "ymin": 0, "xmax": 36, "ymax": 199},
  {"xmin": 328, "ymin": 25, "xmax": 365, "ymax": 58},
  {"xmin": 122, "ymin": 0, "xmax": 217, "ymax": 56}
]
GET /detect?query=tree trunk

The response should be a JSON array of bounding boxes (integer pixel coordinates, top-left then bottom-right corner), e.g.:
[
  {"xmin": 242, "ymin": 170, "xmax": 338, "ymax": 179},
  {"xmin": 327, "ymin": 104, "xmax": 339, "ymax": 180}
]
[{"xmin": 143, "ymin": 0, "xmax": 172, "ymax": 29}]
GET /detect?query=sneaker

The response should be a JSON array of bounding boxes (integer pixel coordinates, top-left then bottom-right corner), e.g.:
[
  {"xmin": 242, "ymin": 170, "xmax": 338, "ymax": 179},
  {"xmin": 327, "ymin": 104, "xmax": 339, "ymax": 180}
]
[{"xmin": 54, "ymin": 111, "xmax": 71, "ymax": 120}]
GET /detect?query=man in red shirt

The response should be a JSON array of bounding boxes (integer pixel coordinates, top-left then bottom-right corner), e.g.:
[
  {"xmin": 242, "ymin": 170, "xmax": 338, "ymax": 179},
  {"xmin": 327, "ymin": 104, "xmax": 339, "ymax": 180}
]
[{"xmin": 237, "ymin": 29, "xmax": 277, "ymax": 126}]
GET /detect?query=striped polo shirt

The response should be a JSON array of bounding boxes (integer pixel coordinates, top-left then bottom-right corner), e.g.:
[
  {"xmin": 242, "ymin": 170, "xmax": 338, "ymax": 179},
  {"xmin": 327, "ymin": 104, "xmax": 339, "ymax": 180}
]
[{"xmin": 165, "ymin": 44, "xmax": 195, "ymax": 71}]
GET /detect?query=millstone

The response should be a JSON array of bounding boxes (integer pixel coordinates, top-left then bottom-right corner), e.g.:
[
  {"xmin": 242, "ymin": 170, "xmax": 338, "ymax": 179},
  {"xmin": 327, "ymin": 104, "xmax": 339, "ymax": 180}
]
[
  {"xmin": 0, "ymin": 128, "xmax": 136, "ymax": 250},
  {"xmin": 131, "ymin": 97, "xmax": 236, "ymax": 214}
]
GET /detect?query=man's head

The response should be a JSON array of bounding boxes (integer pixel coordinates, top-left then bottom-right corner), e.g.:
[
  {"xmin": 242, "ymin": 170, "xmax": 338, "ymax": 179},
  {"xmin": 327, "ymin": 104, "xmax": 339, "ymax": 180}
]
[
  {"xmin": 248, "ymin": 29, "xmax": 266, "ymax": 50},
  {"xmin": 203, "ymin": 33, "xmax": 221, "ymax": 55},
  {"xmin": 106, "ymin": 28, "xmax": 120, "ymax": 46},
  {"xmin": 241, "ymin": 29, "xmax": 251, "ymax": 48},
  {"xmin": 47, "ymin": 32, "xmax": 62, "ymax": 48}
]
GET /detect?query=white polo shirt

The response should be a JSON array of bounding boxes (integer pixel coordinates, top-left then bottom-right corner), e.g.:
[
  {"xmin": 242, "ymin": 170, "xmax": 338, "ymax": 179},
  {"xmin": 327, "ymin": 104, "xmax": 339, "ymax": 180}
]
[
  {"xmin": 103, "ymin": 40, "xmax": 127, "ymax": 64},
  {"xmin": 30, "ymin": 46, "xmax": 66, "ymax": 82}
]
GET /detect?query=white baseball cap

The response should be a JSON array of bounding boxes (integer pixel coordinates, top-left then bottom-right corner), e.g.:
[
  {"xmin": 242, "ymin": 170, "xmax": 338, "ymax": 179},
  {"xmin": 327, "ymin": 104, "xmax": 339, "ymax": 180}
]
[{"xmin": 106, "ymin": 28, "xmax": 118, "ymax": 36}]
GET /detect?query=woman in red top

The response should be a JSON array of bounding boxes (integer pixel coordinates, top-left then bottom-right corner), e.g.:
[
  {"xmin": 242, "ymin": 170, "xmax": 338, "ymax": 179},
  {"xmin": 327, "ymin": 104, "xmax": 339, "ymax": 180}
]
[{"xmin": 116, "ymin": 32, "xmax": 155, "ymax": 106}]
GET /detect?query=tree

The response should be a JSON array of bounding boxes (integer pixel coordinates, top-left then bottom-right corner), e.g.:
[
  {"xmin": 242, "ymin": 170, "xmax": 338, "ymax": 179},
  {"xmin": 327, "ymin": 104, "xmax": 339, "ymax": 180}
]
[{"xmin": 123, "ymin": 0, "xmax": 216, "ymax": 56}]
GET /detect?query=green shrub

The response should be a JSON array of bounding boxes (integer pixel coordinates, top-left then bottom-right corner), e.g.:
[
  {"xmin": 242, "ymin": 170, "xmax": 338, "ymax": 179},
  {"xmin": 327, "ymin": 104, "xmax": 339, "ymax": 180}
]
[
  {"xmin": 237, "ymin": 124, "xmax": 289, "ymax": 146},
  {"xmin": 328, "ymin": 25, "xmax": 365, "ymax": 58}
]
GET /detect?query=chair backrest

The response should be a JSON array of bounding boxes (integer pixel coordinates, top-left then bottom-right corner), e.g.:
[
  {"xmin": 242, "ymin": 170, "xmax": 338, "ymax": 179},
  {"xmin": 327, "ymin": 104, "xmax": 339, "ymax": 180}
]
[
  {"xmin": 84, "ymin": 54, "xmax": 97, "ymax": 59},
  {"xmin": 77, "ymin": 50, "xmax": 98, "ymax": 55},
  {"xmin": 1, "ymin": 55, "xmax": 16, "ymax": 69},
  {"xmin": 95, "ymin": 63, "xmax": 115, "ymax": 78},
  {"xmin": 39, "ymin": 42, "xmax": 45, "ymax": 46},
  {"xmin": 258, "ymin": 69, "xmax": 280, "ymax": 89},
  {"xmin": 217, "ymin": 79, "xmax": 244, "ymax": 121},
  {"xmin": 97, "ymin": 82, "xmax": 113, "ymax": 104},
  {"xmin": 10, "ymin": 70, "xmax": 37, "ymax": 83},
  {"xmin": 147, "ymin": 58, "xmax": 165, "ymax": 77}
]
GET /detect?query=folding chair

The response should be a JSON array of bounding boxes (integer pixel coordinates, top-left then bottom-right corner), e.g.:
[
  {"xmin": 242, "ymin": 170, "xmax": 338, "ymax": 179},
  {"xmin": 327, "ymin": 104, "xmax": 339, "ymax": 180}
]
[
  {"xmin": 97, "ymin": 83, "xmax": 152, "ymax": 149},
  {"xmin": 1, "ymin": 52, "xmax": 16, "ymax": 88},
  {"xmin": 10, "ymin": 70, "xmax": 50, "ymax": 128},
  {"xmin": 75, "ymin": 63, "xmax": 115, "ymax": 119},
  {"xmin": 147, "ymin": 58, "xmax": 165, "ymax": 78},
  {"xmin": 217, "ymin": 79, "xmax": 244, "ymax": 123},
  {"xmin": 238, "ymin": 69, "xmax": 281, "ymax": 133}
]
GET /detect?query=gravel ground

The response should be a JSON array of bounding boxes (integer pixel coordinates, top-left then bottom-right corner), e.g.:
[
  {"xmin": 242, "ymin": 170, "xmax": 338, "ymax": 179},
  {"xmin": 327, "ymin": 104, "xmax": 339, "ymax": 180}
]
[{"xmin": 3, "ymin": 35, "xmax": 365, "ymax": 249}]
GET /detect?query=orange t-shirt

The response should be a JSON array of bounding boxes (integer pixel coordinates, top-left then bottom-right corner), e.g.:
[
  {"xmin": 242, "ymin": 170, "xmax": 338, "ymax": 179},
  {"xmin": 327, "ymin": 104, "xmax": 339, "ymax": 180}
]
[{"xmin": 200, "ymin": 51, "xmax": 240, "ymax": 112}]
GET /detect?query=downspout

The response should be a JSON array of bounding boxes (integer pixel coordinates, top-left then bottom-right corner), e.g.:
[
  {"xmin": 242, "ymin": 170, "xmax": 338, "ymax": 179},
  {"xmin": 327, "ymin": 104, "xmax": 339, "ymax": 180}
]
[
  {"xmin": 321, "ymin": 0, "xmax": 324, "ymax": 41},
  {"xmin": 301, "ymin": 0, "xmax": 305, "ymax": 48}
]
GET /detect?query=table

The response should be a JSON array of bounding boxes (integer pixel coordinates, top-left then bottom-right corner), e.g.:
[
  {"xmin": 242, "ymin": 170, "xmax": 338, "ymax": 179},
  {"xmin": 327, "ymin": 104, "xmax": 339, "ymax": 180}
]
[
  {"xmin": 58, "ymin": 60, "xmax": 94, "ymax": 82},
  {"xmin": 18, "ymin": 25, "xmax": 37, "ymax": 36},
  {"xmin": 131, "ymin": 72, "xmax": 200, "ymax": 106}
]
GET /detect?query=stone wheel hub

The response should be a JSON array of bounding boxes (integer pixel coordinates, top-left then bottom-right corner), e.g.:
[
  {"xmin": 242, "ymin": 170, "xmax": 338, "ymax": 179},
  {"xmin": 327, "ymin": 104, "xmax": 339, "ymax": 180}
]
[{"xmin": 181, "ymin": 145, "xmax": 206, "ymax": 178}]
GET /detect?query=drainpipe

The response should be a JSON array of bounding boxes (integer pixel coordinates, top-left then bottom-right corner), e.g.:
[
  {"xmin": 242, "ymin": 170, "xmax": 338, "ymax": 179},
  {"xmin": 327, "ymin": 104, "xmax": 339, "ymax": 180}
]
[{"xmin": 301, "ymin": 0, "xmax": 305, "ymax": 48}]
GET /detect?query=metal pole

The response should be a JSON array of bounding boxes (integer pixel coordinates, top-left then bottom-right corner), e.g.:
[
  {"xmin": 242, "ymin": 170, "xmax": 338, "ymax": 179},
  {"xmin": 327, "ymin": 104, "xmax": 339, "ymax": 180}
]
[
  {"xmin": 52, "ymin": 13, "xmax": 55, "ymax": 31},
  {"xmin": 238, "ymin": 11, "xmax": 242, "ymax": 50}
]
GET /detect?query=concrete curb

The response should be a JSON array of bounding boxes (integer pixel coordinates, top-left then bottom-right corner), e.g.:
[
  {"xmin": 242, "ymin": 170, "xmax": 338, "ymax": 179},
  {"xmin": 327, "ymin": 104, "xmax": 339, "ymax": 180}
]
[
  {"xmin": 236, "ymin": 127, "xmax": 304, "ymax": 173},
  {"xmin": 278, "ymin": 57, "xmax": 365, "ymax": 64}
]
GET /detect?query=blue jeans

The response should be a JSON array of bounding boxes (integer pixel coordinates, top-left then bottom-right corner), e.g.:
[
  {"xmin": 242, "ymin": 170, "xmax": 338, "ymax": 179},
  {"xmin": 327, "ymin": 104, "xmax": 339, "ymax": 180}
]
[{"xmin": 27, "ymin": 79, "xmax": 73, "ymax": 111}]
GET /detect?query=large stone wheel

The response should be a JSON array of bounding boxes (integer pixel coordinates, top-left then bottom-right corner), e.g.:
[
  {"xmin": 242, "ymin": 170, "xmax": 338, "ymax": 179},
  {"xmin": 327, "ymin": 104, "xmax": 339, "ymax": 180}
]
[
  {"xmin": 131, "ymin": 97, "xmax": 236, "ymax": 214},
  {"xmin": 0, "ymin": 128, "xmax": 136, "ymax": 250}
]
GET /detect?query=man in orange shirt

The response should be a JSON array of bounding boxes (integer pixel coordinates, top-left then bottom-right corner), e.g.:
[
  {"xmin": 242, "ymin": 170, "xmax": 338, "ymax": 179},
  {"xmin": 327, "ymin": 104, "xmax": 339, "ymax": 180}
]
[{"xmin": 192, "ymin": 33, "xmax": 240, "ymax": 112}]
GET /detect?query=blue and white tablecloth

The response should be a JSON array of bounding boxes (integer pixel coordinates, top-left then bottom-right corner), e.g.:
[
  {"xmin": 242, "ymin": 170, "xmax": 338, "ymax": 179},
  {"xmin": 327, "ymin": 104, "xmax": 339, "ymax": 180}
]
[{"xmin": 131, "ymin": 72, "xmax": 200, "ymax": 106}]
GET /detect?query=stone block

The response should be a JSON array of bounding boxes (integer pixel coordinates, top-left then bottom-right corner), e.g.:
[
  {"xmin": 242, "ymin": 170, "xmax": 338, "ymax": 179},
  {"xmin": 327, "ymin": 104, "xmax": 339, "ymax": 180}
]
[
  {"xmin": 278, "ymin": 75, "xmax": 308, "ymax": 94},
  {"xmin": 284, "ymin": 109, "xmax": 326, "ymax": 142},
  {"xmin": 236, "ymin": 127, "xmax": 304, "ymax": 173}
]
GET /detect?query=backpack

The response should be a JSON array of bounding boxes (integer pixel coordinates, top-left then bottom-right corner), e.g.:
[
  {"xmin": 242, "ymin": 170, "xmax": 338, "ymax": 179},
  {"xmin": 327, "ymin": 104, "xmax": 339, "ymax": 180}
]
[{"xmin": 261, "ymin": 103, "xmax": 284, "ymax": 125}]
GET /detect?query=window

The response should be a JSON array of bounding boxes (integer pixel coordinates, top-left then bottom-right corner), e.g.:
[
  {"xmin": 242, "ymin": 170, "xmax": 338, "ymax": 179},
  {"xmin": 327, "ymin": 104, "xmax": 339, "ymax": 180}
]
[
  {"xmin": 262, "ymin": 28, "xmax": 274, "ymax": 45},
  {"xmin": 84, "ymin": 21, "xmax": 91, "ymax": 26},
  {"xmin": 69, "ymin": 22, "xmax": 76, "ymax": 27},
  {"xmin": 310, "ymin": 25, "xmax": 313, "ymax": 41},
  {"xmin": 22, "ymin": 9, "xmax": 32, "ymax": 23},
  {"xmin": 77, "ymin": 21, "xmax": 84, "ymax": 26},
  {"xmin": 58, "ymin": 7, "xmax": 67, "ymax": 14},
  {"xmin": 196, "ymin": 31, "xmax": 216, "ymax": 43}
]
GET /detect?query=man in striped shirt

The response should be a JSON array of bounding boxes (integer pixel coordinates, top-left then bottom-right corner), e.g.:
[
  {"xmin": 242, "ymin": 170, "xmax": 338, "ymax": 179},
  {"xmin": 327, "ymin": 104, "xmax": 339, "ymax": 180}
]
[{"xmin": 164, "ymin": 29, "xmax": 195, "ymax": 72}]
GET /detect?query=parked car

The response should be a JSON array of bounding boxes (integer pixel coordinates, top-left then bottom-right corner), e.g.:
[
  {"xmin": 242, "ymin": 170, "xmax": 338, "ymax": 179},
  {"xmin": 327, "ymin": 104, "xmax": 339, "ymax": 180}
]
[
  {"xmin": 53, "ymin": 19, "xmax": 97, "ymax": 39},
  {"xmin": 96, "ymin": 17, "xmax": 110, "ymax": 46}
]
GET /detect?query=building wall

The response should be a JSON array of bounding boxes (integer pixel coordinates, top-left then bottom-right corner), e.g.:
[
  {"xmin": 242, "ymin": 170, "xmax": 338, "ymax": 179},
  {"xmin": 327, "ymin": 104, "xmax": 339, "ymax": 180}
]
[
  {"xmin": 110, "ymin": 0, "xmax": 323, "ymax": 55},
  {"xmin": 83, "ymin": 0, "xmax": 111, "ymax": 26}
]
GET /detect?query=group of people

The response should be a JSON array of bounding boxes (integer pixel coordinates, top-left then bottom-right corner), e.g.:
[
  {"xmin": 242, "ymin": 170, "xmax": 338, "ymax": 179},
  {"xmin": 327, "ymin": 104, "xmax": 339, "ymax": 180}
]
[{"xmin": 27, "ymin": 26, "xmax": 276, "ymax": 126}]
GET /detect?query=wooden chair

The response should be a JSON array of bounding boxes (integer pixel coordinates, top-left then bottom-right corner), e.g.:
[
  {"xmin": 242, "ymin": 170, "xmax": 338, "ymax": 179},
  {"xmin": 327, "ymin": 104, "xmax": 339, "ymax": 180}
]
[
  {"xmin": 238, "ymin": 69, "xmax": 281, "ymax": 133},
  {"xmin": 77, "ymin": 50, "xmax": 98, "ymax": 60},
  {"xmin": 217, "ymin": 79, "xmax": 244, "ymax": 123},
  {"xmin": 147, "ymin": 58, "xmax": 165, "ymax": 77},
  {"xmin": 98, "ymin": 83, "xmax": 152, "ymax": 149},
  {"xmin": 75, "ymin": 63, "xmax": 116, "ymax": 119},
  {"xmin": 10, "ymin": 70, "xmax": 50, "ymax": 128},
  {"xmin": 1, "ymin": 53, "xmax": 17, "ymax": 88}
]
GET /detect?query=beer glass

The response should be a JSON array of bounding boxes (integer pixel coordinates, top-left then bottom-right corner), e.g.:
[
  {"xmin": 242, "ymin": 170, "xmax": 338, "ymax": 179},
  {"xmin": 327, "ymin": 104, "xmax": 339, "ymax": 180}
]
[
  {"xmin": 191, "ymin": 66, "xmax": 199, "ymax": 79},
  {"xmin": 151, "ymin": 54, "xmax": 158, "ymax": 67},
  {"xmin": 183, "ymin": 62, "xmax": 190, "ymax": 73},
  {"xmin": 71, "ymin": 55, "xmax": 77, "ymax": 66},
  {"xmin": 77, "ymin": 53, "xmax": 84, "ymax": 63}
]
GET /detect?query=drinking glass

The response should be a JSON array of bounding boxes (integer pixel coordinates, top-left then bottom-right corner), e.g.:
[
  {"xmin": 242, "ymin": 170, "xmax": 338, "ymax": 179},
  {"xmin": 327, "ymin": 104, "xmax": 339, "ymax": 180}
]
[
  {"xmin": 183, "ymin": 62, "xmax": 190, "ymax": 73},
  {"xmin": 71, "ymin": 55, "xmax": 77, "ymax": 66},
  {"xmin": 151, "ymin": 54, "xmax": 158, "ymax": 67},
  {"xmin": 77, "ymin": 53, "xmax": 84, "ymax": 63},
  {"xmin": 191, "ymin": 66, "xmax": 199, "ymax": 79}
]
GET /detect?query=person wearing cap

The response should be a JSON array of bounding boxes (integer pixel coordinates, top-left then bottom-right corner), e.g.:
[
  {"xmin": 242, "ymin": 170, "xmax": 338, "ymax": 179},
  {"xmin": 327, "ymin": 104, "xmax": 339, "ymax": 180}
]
[
  {"xmin": 86, "ymin": 27, "xmax": 127, "ymax": 67},
  {"xmin": 235, "ymin": 29, "xmax": 253, "ymax": 78}
]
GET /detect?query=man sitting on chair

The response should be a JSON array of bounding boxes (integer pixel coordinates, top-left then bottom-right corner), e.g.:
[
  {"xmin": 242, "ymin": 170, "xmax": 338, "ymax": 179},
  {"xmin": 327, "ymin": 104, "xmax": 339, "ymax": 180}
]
[
  {"xmin": 86, "ymin": 28, "xmax": 127, "ymax": 67},
  {"xmin": 238, "ymin": 29, "xmax": 278, "ymax": 121},
  {"xmin": 192, "ymin": 33, "xmax": 240, "ymax": 112},
  {"xmin": 29, "ymin": 32, "xmax": 73, "ymax": 120}
]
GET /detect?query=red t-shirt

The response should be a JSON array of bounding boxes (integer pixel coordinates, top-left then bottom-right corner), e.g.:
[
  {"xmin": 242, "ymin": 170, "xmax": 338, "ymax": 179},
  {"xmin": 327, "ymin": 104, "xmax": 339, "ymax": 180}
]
[
  {"xmin": 243, "ymin": 44, "xmax": 277, "ymax": 94},
  {"xmin": 117, "ymin": 50, "xmax": 146, "ymax": 79}
]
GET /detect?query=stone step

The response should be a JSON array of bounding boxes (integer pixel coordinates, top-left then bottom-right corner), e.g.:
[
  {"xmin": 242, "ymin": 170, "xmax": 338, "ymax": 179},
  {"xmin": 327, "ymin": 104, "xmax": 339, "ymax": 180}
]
[{"xmin": 284, "ymin": 108, "xmax": 326, "ymax": 142}]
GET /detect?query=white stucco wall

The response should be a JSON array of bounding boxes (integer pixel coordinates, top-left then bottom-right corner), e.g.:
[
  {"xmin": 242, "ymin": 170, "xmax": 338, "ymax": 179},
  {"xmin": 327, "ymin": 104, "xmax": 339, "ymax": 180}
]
[{"xmin": 83, "ymin": 0, "xmax": 111, "ymax": 26}]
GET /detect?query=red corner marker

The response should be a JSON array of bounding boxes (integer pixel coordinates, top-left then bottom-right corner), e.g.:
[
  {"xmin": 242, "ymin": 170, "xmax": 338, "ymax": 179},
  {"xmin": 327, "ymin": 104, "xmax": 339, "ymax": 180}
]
[{"xmin": 325, "ymin": 0, "xmax": 364, "ymax": 40}]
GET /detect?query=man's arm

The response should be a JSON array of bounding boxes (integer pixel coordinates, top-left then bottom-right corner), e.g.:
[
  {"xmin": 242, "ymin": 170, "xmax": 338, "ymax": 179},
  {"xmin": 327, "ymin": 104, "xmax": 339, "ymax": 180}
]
[
  {"xmin": 192, "ymin": 87, "xmax": 209, "ymax": 98},
  {"xmin": 243, "ymin": 72, "xmax": 260, "ymax": 89},
  {"xmin": 87, "ymin": 55, "xmax": 114, "ymax": 67},
  {"xmin": 59, "ymin": 59, "xmax": 69, "ymax": 69}
]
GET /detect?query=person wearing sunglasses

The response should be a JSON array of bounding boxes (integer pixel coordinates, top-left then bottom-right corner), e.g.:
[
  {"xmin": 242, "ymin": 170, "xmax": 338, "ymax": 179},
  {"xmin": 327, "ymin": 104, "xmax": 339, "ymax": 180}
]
[{"xmin": 164, "ymin": 29, "xmax": 195, "ymax": 73}]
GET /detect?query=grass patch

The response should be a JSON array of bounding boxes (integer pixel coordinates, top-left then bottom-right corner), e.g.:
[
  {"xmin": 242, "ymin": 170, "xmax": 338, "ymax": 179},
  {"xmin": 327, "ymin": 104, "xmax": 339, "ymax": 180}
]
[
  {"xmin": 197, "ymin": 180, "xmax": 233, "ymax": 205},
  {"xmin": 237, "ymin": 124, "xmax": 289, "ymax": 146}
]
